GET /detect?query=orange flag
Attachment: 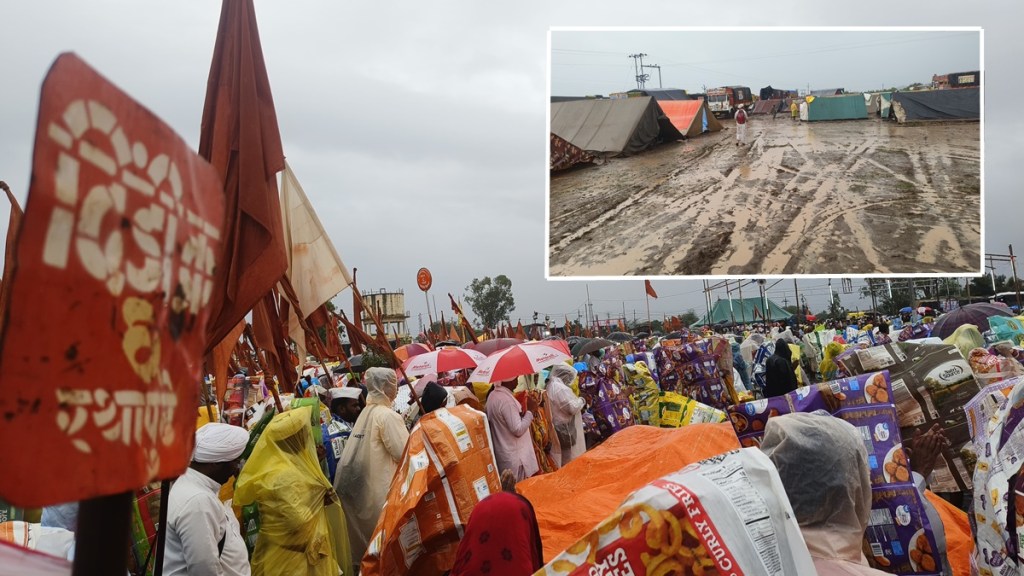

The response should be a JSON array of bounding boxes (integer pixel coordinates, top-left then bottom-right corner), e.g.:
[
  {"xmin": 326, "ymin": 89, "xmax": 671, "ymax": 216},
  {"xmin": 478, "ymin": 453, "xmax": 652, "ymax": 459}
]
[
  {"xmin": 515, "ymin": 321, "xmax": 527, "ymax": 340},
  {"xmin": 200, "ymin": 0, "xmax": 288, "ymax": 351},
  {"xmin": 212, "ymin": 320, "xmax": 246, "ymax": 409},
  {"xmin": 645, "ymin": 280, "xmax": 658, "ymax": 299}
]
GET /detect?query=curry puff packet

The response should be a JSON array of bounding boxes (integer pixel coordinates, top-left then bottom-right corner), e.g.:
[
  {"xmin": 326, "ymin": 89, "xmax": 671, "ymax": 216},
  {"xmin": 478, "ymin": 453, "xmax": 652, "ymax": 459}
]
[{"xmin": 536, "ymin": 448, "xmax": 816, "ymax": 576}]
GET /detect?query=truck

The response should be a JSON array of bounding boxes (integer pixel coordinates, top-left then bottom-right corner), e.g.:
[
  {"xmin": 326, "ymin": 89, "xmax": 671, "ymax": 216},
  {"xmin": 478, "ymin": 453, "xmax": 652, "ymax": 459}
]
[{"xmin": 706, "ymin": 86, "xmax": 753, "ymax": 118}]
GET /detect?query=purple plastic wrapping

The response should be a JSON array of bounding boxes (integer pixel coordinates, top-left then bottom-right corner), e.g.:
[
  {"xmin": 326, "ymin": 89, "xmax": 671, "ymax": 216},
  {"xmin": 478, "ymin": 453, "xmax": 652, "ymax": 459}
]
[
  {"xmin": 654, "ymin": 342, "xmax": 729, "ymax": 409},
  {"xmin": 727, "ymin": 371, "xmax": 941, "ymax": 576},
  {"xmin": 577, "ymin": 370, "xmax": 635, "ymax": 439}
]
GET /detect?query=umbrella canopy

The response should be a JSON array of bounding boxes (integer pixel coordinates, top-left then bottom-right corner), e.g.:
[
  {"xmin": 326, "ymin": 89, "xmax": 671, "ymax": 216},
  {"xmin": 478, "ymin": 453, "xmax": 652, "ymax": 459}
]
[
  {"xmin": 606, "ymin": 331, "xmax": 633, "ymax": 343},
  {"xmin": 917, "ymin": 306, "xmax": 933, "ymax": 315},
  {"xmin": 346, "ymin": 354, "xmax": 364, "ymax": 372},
  {"xmin": 932, "ymin": 303, "xmax": 1013, "ymax": 339},
  {"xmin": 469, "ymin": 342, "xmax": 572, "ymax": 384},
  {"xmin": 571, "ymin": 338, "xmax": 616, "ymax": 357},
  {"xmin": 402, "ymin": 348, "xmax": 487, "ymax": 376},
  {"xmin": 899, "ymin": 306, "xmax": 914, "ymax": 314},
  {"xmin": 394, "ymin": 342, "xmax": 433, "ymax": 362},
  {"xmin": 465, "ymin": 338, "xmax": 525, "ymax": 356}
]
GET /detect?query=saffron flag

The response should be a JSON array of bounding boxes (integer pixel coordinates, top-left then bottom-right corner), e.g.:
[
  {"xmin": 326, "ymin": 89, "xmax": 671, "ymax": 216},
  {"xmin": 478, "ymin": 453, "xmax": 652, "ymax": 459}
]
[
  {"xmin": 0, "ymin": 54, "xmax": 226, "ymax": 505},
  {"xmin": 645, "ymin": 280, "xmax": 658, "ymax": 299},
  {"xmin": 0, "ymin": 182, "xmax": 24, "ymax": 326},
  {"xmin": 200, "ymin": 0, "xmax": 287, "ymax": 350}
]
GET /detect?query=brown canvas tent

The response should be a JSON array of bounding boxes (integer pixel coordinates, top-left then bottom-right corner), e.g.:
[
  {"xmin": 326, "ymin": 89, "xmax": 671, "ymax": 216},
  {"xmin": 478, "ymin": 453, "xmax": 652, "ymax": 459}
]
[
  {"xmin": 656, "ymin": 99, "xmax": 723, "ymax": 138},
  {"xmin": 750, "ymin": 99, "xmax": 789, "ymax": 115},
  {"xmin": 550, "ymin": 96, "xmax": 683, "ymax": 157},
  {"xmin": 550, "ymin": 133, "xmax": 594, "ymax": 171}
]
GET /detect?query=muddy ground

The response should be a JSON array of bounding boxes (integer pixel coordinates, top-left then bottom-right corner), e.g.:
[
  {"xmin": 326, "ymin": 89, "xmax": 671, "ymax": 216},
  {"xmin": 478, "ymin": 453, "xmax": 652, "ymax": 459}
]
[{"xmin": 549, "ymin": 117, "xmax": 981, "ymax": 276}]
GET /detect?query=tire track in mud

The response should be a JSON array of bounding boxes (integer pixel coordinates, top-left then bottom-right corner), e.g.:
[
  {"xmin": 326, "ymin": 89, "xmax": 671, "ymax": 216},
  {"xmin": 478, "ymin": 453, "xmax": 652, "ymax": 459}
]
[{"xmin": 549, "ymin": 119, "xmax": 980, "ymax": 276}]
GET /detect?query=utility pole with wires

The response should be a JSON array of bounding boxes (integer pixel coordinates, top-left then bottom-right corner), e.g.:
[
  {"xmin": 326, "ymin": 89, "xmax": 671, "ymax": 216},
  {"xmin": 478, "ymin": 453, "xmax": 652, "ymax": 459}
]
[
  {"xmin": 642, "ymin": 63, "xmax": 662, "ymax": 88},
  {"xmin": 629, "ymin": 53, "xmax": 649, "ymax": 90}
]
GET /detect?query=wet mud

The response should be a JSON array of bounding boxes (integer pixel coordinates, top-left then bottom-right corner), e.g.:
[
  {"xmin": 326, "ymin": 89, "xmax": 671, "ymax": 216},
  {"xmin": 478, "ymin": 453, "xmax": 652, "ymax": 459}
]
[{"xmin": 549, "ymin": 118, "xmax": 981, "ymax": 276}]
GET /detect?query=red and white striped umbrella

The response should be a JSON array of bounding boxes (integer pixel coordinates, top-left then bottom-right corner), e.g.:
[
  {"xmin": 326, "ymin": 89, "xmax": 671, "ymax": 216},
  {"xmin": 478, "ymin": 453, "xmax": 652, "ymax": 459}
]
[
  {"xmin": 402, "ymin": 348, "xmax": 488, "ymax": 376},
  {"xmin": 468, "ymin": 342, "xmax": 572, "ymax": 384}
]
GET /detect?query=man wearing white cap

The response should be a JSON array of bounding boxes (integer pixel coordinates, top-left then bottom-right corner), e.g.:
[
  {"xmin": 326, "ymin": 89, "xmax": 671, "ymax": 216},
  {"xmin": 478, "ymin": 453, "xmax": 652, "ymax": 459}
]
[
  {"xmin": 323, "ymin": 386, "xmax": 362, "ymax": 482},
  {"xmin": 163, "ymin": 423, "xmax": 251, "ymax": 576}
]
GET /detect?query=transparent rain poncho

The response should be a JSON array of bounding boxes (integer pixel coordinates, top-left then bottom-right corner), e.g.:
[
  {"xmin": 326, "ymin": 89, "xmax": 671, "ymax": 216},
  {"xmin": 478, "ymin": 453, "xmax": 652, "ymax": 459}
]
[
  {"xmin": 234, "ymin": 406, "xmax": 351, "ymax": 575},
  {"xmin": 760, "ymin": 412, "xmax": 872, "ymax": 563}
]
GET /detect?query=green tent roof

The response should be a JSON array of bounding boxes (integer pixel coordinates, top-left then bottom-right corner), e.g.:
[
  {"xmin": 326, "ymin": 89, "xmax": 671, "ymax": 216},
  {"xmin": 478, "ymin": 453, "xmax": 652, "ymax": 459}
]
[{"xmin": 691, "ymin": 297, "xmax": 792, "ymax": 327}]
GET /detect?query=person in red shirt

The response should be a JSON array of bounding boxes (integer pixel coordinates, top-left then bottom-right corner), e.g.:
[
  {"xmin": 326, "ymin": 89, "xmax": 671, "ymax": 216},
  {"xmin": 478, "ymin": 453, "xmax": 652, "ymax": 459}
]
[{"xmin": 735, "ymin": 104, "xmax": 749, "ymax": 146}]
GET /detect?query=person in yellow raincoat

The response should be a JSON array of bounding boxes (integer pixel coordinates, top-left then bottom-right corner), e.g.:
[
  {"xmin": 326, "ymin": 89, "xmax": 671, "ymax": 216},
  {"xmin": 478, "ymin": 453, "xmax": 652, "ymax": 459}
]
[{"xmin": 234, "ymin": 406, "xmax": 351, "ymax": 575}]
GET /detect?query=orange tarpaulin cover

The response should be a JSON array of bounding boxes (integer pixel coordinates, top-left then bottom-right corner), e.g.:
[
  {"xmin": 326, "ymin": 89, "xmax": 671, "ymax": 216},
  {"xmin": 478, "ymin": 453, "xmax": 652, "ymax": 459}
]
[
  {"xmin": 656, "ymin": 99, "xmax": 723, "ymax": 138},
  {"xmin": 518, "ymin": 423, "xmax": 740, "ymax": 559},
  {"xmin": 924, "ymin": 490, "xmax": 972, "ymax": 576}
]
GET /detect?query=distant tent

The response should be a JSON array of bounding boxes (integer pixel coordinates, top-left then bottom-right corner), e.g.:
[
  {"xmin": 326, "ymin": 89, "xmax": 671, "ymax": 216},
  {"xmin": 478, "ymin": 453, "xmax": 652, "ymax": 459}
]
[
  {"xmin": 864, "ymin": 93, "xmax": 880, "ymax": 115},
  {"xmin": 551, "ymin": 95, "xmax": 607, "ymax": 103},
  {"xmin": 802, "ymin": 94, "xmax": 868, "ymax": 122},
  {"xmin": 691, "ymin": 297, "xmax": 792, "ymax": 327},
  {"xmin": 657, "ymin": 99, "xmax": 723, "ymax": 137},
  {"xmin": 879, "ymin": 92, "xmax": 894, "ymax": 119},
  {"xmin": 550, "ymin": 133, "xmax": 594, "ymax": 171},
  {"xmin": 890, "ymin": 87, "xmax": 980, "ymax": 123},
  {"xmin": 810, "ymin": 88, "xmax": 845, "ymax": 97},
  {"xmin": 759, "ymin": 86, "xmax": 797, "ymax": 100},
  {"xmin": 750, "ymin": 99, "xmax": 789, "ymax": 115},
  {"xmin": 628, "ymin": 88, "xmax": 692, "ymax": 101},
  {"xmin": 550, "ymin": 96, "xmax": 684, "ymax": 157}
]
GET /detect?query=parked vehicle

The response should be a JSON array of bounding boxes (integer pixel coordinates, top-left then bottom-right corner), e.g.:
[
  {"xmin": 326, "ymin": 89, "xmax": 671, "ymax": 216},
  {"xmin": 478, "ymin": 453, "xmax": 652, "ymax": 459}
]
[{"xmin": 707, "ymin": 86, "xmax": 752, "ymax": 118}]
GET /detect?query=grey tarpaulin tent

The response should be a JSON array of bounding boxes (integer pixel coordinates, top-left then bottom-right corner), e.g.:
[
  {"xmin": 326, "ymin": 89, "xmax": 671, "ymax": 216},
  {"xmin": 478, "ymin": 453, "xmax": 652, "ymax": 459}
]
[
  {"xmin": 890, "ymin": 87, "xmax": 980, "ymax": 123},
  {"xmin": 550, "ymin": 96, "xmax": 684, "ymax": 157}
]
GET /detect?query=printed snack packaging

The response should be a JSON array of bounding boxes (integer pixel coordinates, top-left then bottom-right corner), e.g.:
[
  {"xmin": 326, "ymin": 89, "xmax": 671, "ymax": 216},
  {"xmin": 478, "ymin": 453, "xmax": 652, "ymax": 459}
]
[
  {"xmin": 839, "ymin": 343, "xmax": 981, "ymax": 493},
  {"xmin": 578, "ymin": 371, "xmax": 636, "ymax": 440},
  {"xmin": 625, "ymin": 362, "xmax": 661, "ymax": 427},
  {"xmin": 128, "ymin": 482, "xmax": 163, "ymax": 576},
  {"xmin": 363, "ymin": 405, "xmax": 502, "ymax": 576},
  {"xmin": 655, "ymin": 342, "xmax": 730, "ymax": 410},
  {"xmin": 971, "ymin": 377, "xmax": 1024, "ymax": 573},
  {"xmin": 658, "ymin": 393, "xmax": 727, "ymax": 429},
  {"xmin": 535, "ymin": 448, "xmax": 817, "ymax": 576},
  {"xmin": 727, "ymin": 372, "xmax": 942, "ymax": 576}
]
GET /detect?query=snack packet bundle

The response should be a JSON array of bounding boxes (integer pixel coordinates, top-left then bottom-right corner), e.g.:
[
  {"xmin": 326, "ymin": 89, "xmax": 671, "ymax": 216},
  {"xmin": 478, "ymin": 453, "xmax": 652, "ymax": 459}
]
[
  {"xmin": 535, "ymin": 448, "xmax": 817, "ymax": 576},
  {"xmin": 971, "ymin": 377, "xmax": 1024, "ymax": 573},
  {"xmin": 839, "ymin": 343, "xmax": 981, "ymax": 493},
  {"xmin": 727, "ymin": 371, "xmax": 941, "ymax": 576},
  {"xmin": 625, "ymin": 362, "xmax": 661, "ymax": 427},
  {"xmin": 363, "ymin": 405, "xmax": 502, "ymax": 576},
  {"xmin": 516, "ymin": 389, "xmax": 558, "ymax": 474},
  {"xmin": 578, "ymin": 370, "xmax": 636, "ymax": 440},
  {"xmin": 658, "ymin": 392, "xmax": 727, "ymax": 429},
  {"xmin": 750, "ymin": 340, "xmax": 775, "ymax": 395},
  {"xmin": 963, "ymin": 377, "xmax": 1023, "ymax": 450},
  {"xmin": 654, "ymin": 342, "xmax": 728, "ymax": 409}
]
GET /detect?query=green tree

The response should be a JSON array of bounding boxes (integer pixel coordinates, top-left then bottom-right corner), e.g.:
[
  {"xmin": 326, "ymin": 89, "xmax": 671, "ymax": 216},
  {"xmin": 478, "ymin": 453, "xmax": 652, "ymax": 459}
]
[
  {"xmin": 464, "ymin": 275, "xmax": 515, "ymax": 329},
  {"xmin": 823, "ymin": 294, "xmax": 846, "ymax": 320},
  {"xmin": 679, "ymin": 309, "xmax": 700, "ymax": 327}
]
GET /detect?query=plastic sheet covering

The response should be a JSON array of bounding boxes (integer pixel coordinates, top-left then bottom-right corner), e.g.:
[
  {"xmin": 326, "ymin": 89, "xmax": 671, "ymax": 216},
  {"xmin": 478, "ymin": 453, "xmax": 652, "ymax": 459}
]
[
  {"xmin": 942, "ymin": 324, "xmax": 985, "ymax": 361},
  {"xmin": 233, "ymin": 406, "xmax": 351, "ymax": 575},
  {"xmin": 519, "ymin": 423, "xmax": 740, "ymax": 560},
  {"xmin": 362, "ymin": 405, "xmax": 501, "ymax": 576},
  {"xmin": 923, "ymin": 490, "xmax": 972, "ymax": 576},
  {"xmin": 990, "ymin": 316, "xmax": 1024, "ymax": 345}
]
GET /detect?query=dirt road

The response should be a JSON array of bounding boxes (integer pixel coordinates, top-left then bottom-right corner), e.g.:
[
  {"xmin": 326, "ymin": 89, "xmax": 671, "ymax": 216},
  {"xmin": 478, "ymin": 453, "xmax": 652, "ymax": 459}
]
[{"xmin": 549, "ymin": 117, "xmax": 980, "ymax": 276}]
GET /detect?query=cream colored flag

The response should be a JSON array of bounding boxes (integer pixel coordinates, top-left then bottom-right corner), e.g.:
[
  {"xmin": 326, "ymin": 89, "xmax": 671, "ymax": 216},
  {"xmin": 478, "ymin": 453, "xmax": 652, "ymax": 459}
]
[
  {"xmin": 281, "ymin": 161, "xmax": 353, "ymax": 317},
  {"xmin": 281, "ymin": 161, "xmax": 351, "ymax": 368}
]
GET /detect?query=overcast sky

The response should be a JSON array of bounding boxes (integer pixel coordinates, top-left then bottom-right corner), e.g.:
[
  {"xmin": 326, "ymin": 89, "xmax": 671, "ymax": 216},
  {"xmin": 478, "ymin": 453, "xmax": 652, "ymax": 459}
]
[
  {"xmin": 0, "ymin": 1, "xmax": 1018, "ymax": 331},
  {"xmin": 552, "ymin": 30, "xmax": 980, "ymax": 96}
]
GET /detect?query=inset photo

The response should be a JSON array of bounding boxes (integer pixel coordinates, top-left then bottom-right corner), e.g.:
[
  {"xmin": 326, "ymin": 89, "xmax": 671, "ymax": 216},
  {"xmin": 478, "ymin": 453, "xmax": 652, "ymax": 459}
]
[{"xmin": 547, "ymin": 28, "xmax": 982, "ymax": 278}]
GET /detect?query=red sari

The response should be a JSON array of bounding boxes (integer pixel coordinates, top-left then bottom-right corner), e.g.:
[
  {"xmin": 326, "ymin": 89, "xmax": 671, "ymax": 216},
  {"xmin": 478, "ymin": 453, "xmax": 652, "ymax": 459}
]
[{"xmin": 450, "ymin": 492, "xmax": 544, "ymax": 576}]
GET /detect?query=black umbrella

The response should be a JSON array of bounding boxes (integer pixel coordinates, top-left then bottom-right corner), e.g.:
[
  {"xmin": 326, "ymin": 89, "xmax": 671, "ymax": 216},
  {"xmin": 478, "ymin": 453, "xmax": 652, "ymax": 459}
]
[
  {"xmin": 606, "ymin": 331, "xmax": 633, "ymax": 343},
  {"xmin": 932, "ymin": 303, "xmax": 1013, "ymax": 339},
  {"xmin": 571, "ymin": 338, "xmax": 616, "ymax": 357}
]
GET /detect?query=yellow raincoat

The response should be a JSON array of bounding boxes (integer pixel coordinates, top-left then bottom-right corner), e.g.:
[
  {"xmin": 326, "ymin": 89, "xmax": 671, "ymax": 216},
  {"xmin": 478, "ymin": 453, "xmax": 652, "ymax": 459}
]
[{"xmin": 234, "ymin": 406, "xmax": 351, "ymax": 575}]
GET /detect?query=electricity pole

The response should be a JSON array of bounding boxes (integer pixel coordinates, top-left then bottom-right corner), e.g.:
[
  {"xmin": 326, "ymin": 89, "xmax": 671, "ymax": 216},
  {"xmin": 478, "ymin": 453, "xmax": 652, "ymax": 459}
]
[
  {"xmin": 629, "ymin": 53, "xmax": 649, "ymax": 90},
  {"xmin": 642, "ymin": 63, "xmax": 662, "ymax": 88}
]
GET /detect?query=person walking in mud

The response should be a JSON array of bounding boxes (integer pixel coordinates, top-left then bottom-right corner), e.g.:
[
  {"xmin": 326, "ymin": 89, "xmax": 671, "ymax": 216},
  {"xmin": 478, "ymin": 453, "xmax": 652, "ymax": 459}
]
[
  {"xmin": 735, "ymin": 104, "xmax": 748, "ymax": 146},
  {"xmin": 790, "ymin": 99, "xmax": 799, "ymax": 121}
]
